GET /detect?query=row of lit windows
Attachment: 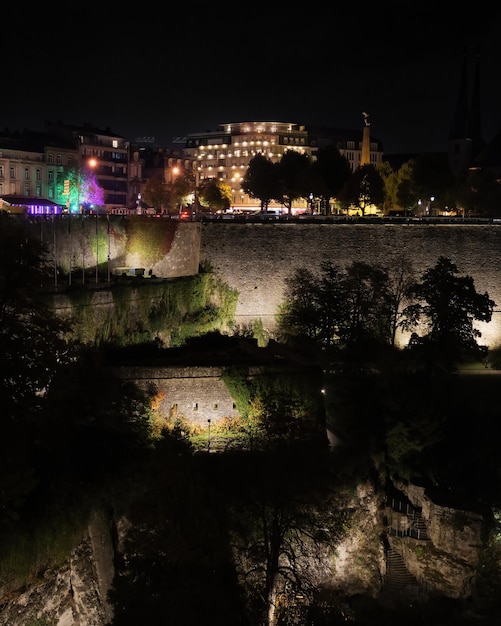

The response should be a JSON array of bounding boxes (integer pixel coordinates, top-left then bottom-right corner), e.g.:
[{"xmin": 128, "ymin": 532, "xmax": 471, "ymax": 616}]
[
  {"xmin": 0, "ymin": 182, "xmax": 45, "ymax": 197},
  {"xmin": 47, "ymin": 153, "xmax": 65, "ymax": 165},
  {"xmin": 0, "ymin": 165, "xmax": 57, "ymax": 181},
  {"xmin": 192, "ymin": 402, "xmax": 237, "ymax": 411},
  {"xmin": 195, "ymin": 147, "xmax": 304, "ymax": 160}
]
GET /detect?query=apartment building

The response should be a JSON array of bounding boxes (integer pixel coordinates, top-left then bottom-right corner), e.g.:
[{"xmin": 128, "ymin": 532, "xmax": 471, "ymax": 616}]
[
  {"xmin": 46, "ymin": 122, "xmax": 130, "ymax": 213},
  {"xmin": 0, "ymin": 123, "xmax": 133, "ymax": 214},
  {"xmin": 0, "ymin": 129, "xmax": 78, "ymax": 213}
]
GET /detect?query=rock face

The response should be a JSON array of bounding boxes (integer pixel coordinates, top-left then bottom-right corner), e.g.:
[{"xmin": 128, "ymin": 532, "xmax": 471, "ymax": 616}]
[
  {"xmin": 0, "ymin": 511, "xmax": 115, "ymax": 626},
  {"xmin": 0, "ymin": 478, "xmax": 487, "ymax": 624},
  {"xmin": 385, "ymin": 480, "xmax": 484, "ymax": 599}
]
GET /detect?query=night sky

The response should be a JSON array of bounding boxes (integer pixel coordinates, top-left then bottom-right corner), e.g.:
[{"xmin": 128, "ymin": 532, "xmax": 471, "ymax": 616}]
[{"xmin": 4, "ymin": 3, "xmax": 501, "ymax": 155}]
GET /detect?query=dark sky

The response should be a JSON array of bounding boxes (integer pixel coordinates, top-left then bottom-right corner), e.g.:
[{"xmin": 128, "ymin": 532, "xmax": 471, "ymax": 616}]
[{"xmin": 4, "ymin": 4, "xmax": 501, "ymax": 155}]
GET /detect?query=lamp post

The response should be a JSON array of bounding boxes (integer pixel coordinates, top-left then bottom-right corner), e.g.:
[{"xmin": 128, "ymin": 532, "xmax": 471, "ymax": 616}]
[
  {"xmin": 78, "ymin": 158, "xmax": 97, "ymax": 284},
  {"xmin": 171, "ymin": 166, "xmax": 179, "ymax": 215},
  {"xmin": 53, "ymin": 212, "xmax": 57, "ymax": 288},
  {"xmin": 95, "ymin": 212, "xmax": 99, "ymax": 284},
  {"xmin": 207, "ymin": 419, "xmax": 211, "ymax": 453},
  {"xmin": 107, "ymin": 213, "xmax": 111, "ymax": 284}
]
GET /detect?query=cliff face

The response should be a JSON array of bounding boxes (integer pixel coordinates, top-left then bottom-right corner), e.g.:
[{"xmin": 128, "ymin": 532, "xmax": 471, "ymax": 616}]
[
  {"xmin": 386, "ymin": 481, "xmax": 485, "ymax": 599},
  {"xmin": 0, "ymin": 480, "xmax": 487, "ymax": 625},
  {"xmin": 0, "ymin": 511, "xmax": 115, "ymax": 626}
]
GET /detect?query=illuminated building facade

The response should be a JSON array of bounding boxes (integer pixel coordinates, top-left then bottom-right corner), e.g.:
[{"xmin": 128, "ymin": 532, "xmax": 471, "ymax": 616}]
[
  {"xmin": 184, "ymin": 121, "xmax": 311, "ymax": 210},
  {"xmin": 183, "ymin": 120, "xmax": 384, "ymax": 210},
  {"xmin": 0, "ymin": 129, "xmax": 77, "ymax": 213},
  {"xmin": 46, "ymin": 122, "xmax": 130, "ymax": 213}
]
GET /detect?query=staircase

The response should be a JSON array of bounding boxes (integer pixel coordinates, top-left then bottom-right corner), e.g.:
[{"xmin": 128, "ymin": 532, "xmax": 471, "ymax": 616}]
[
  {"xmin": 385, "ymin": 494, "xmax": 429, "ymax": 541},
  {"xmin": 381, "ymin": 485, "xmax": 430, "ymax": 603},
  {"xmin": 381, "ymin": 548, "xmax": 423, "ymax": 604}
]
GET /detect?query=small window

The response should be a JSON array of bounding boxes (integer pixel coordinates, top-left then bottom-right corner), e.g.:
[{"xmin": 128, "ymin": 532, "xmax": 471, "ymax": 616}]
[
  {"xmin": 213, "ymin": 403, "xmax": 218, "ymax": 410},
  {"xmin": 193, "ymin": 402, "xmax": 198, "ymax": 411}
]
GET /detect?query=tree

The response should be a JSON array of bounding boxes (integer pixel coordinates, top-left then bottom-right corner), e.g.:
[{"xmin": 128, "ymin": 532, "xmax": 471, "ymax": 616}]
[
  {"xmin": 275, "ymin": 151, "xmax": 312, "ymax": 215},
  {"xmin": 379, "ymin": 160, "xmax": 417, "ymax": 213},
  {"xmin": 225, "ymin": 447, "xmax": 347, "ymax": 626},
  {"xmin": 142, "ymin": 172, "xmax": 170, "ymax": 214},
  {"xmin": 277, "ymin": 260, "xmax": 394, "ymax": 366},
  {"xmin": 0, "ymin": 212, "xmax": 76, "ymax": 523},
  {"xmin": 339, "ymin": 261, "xmax": 393, "ymax": 348},
  {"xmin": 402, "ymin": 256, "xmax": 495, "ymax": 370},
  {"xmin": 339, "ymin": 164, "xmax": 384, "ymax": 214},
  {"xmin": 0, "ymin": 212, "xmax": 74, "ymax": 423},
  {"xmin": 172, "ymin": 171, "xmax": 196, "ymax": 211},
  {"xmin": 310, "ymin": 145, "xmax": 352, "ymax": 215},
  {"xmin": 241, "ymin": 154, "xmax": 279, "ymax": 210},
  {"xmin": 198, "ymin": 178, "xmax": 232, "ymax": 212},
  {"xmin": 277, "ymin": 267, "xmax": 323, "ymax": 346},
  {"xmin": 408, "ymin": 154, "xmax": 457, "ymax": 215},
  {"xmin": 459, "ymin": 167, "xmax": 501, "ymax": 218},
  {"xmin": 57, "ymin": 164, "xmax": 104, "ymax": 212},
  {"xmin": 386, "ymin": 253, "xmax": 416, "ymax": 347}
]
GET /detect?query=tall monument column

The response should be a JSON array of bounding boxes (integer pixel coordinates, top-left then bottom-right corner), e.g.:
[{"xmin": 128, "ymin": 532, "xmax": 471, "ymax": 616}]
[{"xmin": 361, "ymin": 112, "xmax": 370, "ymax": 166}]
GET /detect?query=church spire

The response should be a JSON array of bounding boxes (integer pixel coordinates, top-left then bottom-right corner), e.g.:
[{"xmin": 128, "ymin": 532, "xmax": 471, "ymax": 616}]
[
  {"xmin": 448, "ymin": 49, "xmax": 484, "ymax": 177},
  {"xmin": 469, "ymin": 48, "xmax": 484, "ymax": 148}
]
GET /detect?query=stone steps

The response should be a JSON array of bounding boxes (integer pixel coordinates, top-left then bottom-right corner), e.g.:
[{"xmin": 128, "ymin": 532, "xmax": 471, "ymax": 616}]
[{"xmin": 381, "ymin": 548, "xmax": 424, "ymax": 603}]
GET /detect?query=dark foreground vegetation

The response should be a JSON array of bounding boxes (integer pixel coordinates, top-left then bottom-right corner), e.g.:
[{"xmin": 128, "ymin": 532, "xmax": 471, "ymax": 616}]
[{"xmin": 1, "ymin": 211, "xmax": 501, "ymax": 625}]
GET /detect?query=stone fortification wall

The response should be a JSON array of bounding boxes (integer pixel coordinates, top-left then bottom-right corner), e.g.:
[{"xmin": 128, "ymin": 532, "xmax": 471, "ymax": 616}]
[
  {"xmin": 43, "ymin": 221, "xmax": 501, "ymax": 349},
  {"xmin": 111, "ymin": 365, "xmax": 239, "ymax": 427},
  {"xmin": 31, "ymin": 216, "xmax": 200, "ymax": 279},
  {"xmin": 200, "ymin": 223, "xmax": 501, "ymax": 348}
]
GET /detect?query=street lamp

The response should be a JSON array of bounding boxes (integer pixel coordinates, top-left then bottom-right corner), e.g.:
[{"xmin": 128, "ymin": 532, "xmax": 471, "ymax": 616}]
[
  {"xmin": 107, "ymin": 213, "xmax": 111, "ymax": 284},
  {"xmin": 171, "ymin": 166, "xmax": 180, "ymax": 215},
  {"xmin": 81, "ymin": 158, "xmax": 97, "ymax": 284},
  {"xmin": 95, "ymin": 211, "xmax": 99, "ymax": 284},
  {"xmin": 207, "ymin": 419, "xmax": 211, "ymax": 453}
]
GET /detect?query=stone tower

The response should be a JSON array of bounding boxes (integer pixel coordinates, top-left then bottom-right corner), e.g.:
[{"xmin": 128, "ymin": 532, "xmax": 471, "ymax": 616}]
[{"xmin": 361, "ymin": 112, "xmax": 371, "ymax": 166}]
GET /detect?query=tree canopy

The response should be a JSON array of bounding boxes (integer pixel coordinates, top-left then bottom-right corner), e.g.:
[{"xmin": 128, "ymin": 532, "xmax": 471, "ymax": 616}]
[{"xmin": 402, "ymin": 256, "xmax": 495, "ymax": 370}]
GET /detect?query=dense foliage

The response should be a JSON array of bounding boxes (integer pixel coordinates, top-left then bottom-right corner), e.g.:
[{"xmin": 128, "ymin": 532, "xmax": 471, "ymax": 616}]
[{"xmin": 277, "ymin": 255, "xmax": 495, "ymax": 373}]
